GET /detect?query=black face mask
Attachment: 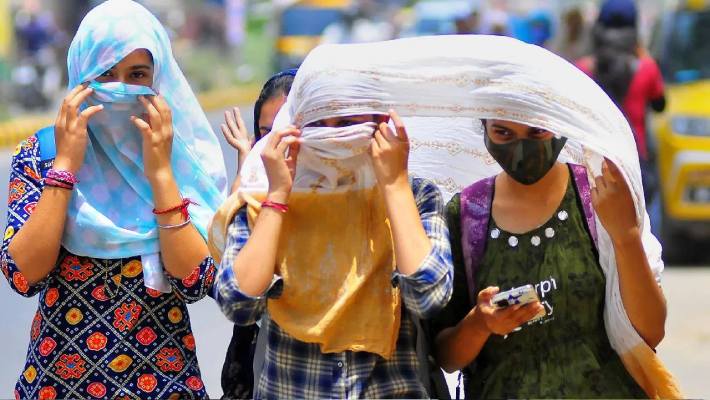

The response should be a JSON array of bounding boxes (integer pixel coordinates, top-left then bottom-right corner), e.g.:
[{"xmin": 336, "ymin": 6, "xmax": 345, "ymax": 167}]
[{"xmin": 484, "ymin": 134, "xmax": 568, "ymax": 185}]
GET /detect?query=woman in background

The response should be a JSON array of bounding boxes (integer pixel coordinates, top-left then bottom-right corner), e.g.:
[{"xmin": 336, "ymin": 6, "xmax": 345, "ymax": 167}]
[{"xmin": 218, "ymin": 69, "xmax": 296, "ymax": 399}]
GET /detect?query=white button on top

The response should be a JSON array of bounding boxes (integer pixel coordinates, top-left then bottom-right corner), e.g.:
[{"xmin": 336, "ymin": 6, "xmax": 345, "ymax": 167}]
[
  {"xmin": 337, "ymin": 361, "xmax": 344, "ymax": 368},
  {"xmin": 508, "ymin": 236, "xmax": 519, "ymax": 247},
  {"xmin": 558, "ymin": 210, "xmax": 569, "ymax": 221},
  {"xmin": 531, "ymin": 236, "xmax": 541, "ymax": 246},
  {"xmin": 490, "ymin": 228, "xmax": 500, "ymax": 239}
]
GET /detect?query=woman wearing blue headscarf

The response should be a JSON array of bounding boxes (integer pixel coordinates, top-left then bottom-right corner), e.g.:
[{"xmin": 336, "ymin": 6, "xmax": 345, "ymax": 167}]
[{"xmin": 1, "ymin": 0, "xmax": 227, "ymax": 398}]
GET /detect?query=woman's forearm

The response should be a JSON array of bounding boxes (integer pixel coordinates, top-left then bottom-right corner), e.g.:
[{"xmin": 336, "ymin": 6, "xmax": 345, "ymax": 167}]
[
  {"xmin": 8, "ymin": 187, "xmax": 72, "ymax": 284},
  {"xmin": 151, "ymin": 173, "xmax": 209, "ymax": 279},
  {"xmin": 231, "ymin": 206, "xmax": 285, "ymax": 297},
  {"xmin": 613, "ymin": 229, "xmax": 667, "ymax": 348},
  {"xmin": 382, "ymin": 178, "xmax": 432, "ymax": 276},
  {"xmin": 435, "ymin": 308, "xmax": 490, "ymax": 373}
]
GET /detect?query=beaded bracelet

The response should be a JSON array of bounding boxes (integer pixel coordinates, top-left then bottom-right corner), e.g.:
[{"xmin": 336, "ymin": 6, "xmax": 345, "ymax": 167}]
[
  {"xmin": 44, "ymin": 177, "xmax": 74, "ymax": 190},
  {"xmin": 158, "ymin": 216, "xmax": 192, "ymax": 230},
  {"xmin": 47, "ymin": 169, "xmax": 79, "ymax": 184},
  {"xmin": 261, "ymin": 200, "xmax": 289, "ymax": 213}
]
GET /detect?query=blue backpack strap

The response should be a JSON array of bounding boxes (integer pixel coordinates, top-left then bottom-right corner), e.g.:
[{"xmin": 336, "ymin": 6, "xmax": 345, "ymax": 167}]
[{"xmin": 35, "ymin": 126, "xmax": 56, "ymax": 177}]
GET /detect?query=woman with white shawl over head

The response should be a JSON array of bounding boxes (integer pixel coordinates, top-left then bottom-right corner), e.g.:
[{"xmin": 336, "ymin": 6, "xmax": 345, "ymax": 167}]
[
  {"xmin": 210, "ymin": 34, "xmax": 682, "ymax": 399},
  {"xmin": 209, "ymin": 43, "xmax": 454, "ymax": 400}
]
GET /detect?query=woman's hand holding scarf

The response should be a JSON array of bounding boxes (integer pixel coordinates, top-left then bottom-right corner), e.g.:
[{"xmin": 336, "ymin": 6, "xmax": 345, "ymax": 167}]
[
  {"xmin": 591, "ymin": 159, "xmax": 639, "ymax": 243},
  {"xmin": 53, "ymin": 84, "xmax": 104, "ymax": 173},
  {"xmin": 371, "ymin": 110, "xmax": 410, "ymax": 190},
  {"xmin": 131, "ymin": 95, "xmax": 175, "ymax": 184},
  {"xmin": 261, "ymin": 126, "xmax": 301, "ymax": 203},
  {"xmin": 592, "ymin": 158, "xmax": 667, "ymax": 348}
]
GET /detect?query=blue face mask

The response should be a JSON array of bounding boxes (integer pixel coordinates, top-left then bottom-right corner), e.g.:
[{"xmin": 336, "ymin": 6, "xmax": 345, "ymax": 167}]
[
  {"xmin": 85, "ymin": 81, "xmax": 157, "ymax": 165},
  {"xmin": 89, "ymin": 80, "xmax": 155, "ymax": 100}
]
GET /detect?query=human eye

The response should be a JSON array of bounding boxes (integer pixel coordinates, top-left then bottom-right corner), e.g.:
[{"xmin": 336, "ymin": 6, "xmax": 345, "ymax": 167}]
[
  {"xmin": 530, "ymin": 128, "xmax": 552, "ymax": 139},
  {"xmin": 95, "ymin": 69, "xmax": 114, "ymax": 82},
  {"xmin": 493, "ymin": 128, "xmax": 512, "ymax": 138}
]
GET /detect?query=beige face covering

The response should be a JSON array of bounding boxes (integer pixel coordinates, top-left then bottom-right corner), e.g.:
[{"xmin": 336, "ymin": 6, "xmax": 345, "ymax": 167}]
[
  {"xmin": 211, "ymin": 121, "xmax": 402, "ymax": 359},
  {"xmin": 248, "ymin": 188, "xmax": 400, "ymax": 358}
]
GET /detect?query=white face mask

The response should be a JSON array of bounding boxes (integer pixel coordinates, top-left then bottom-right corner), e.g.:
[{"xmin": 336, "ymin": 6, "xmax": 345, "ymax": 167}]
[
  {"xmin": 295, "ymin": 122, "xmax": 379, "ymax": 190},
  {"xmin": 300, "ymin": 122, "xmax": 378, "ymax": 160}
]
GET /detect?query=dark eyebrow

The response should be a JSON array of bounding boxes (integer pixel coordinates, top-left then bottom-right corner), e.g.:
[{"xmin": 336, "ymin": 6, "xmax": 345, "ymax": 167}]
[
  {"xmin": 490, "ymin": 124, "xmax": 510, "ymax": 130},
  {"xmin": 130, "ymin": 65, "xmax": 153, "ymax": 70}
]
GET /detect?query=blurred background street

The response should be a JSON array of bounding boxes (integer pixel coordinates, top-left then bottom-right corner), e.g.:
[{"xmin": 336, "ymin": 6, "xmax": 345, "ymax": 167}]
[{"xmin": 0, "ymin": 0, "xmax": 709, "ymax": 398}]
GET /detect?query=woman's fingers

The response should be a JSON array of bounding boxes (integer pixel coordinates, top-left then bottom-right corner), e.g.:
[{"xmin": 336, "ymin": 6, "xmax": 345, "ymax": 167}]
[
  {"xmin": 224, "ymin": 110, "xmax": 240, "ymax": 138},
  {"xmin": 221, "ymin": 123, "xmax": 239, "ymax": 147},
  {"xmin": 275, "ymin": 135, "xmax": 299, "ymax": 155},
  {"xmin": 64, "ymin": 86, "xmax": 95, "ymax": 126},
  {"xmin": 149, "ymin": 95, "xmax": 172, "ymax": 126},
  {"xmin": 267, "ymin": 127, "xmax": 300, "ymax": 150},
  {"xmin": 77, "ymin": 104, "xmax": 104, "ymax": 127},
  {"xmin": 139, "ymin": 95, "xmax": 161, "ymax": 129},
  {"xmin": 233, "ymin": 107, "xmax": 248, "ymax": 136},
  {"xmin": 594, "ymin": 174, "xmax": 607, "ymax": 191},
  {"xmin": 515, "ymin": 302, "xmax": 543, "ymax": 324},
  {"xmin": 373, "ymin": 129, "xmax": 388, "ymax": 150},
  {"xmin": 60, "ymin": 83, "xmax": 89, "ymax": 119},
  {"xmin": 378, "ymin": 119, "xmax": 396, "ymax": 142},
  {"xmin": 285, "ymin": 142, "xmax": 301, "ymax": 173},
  {"xmin": 604, "ymin": 157, "xmax": 622, "ymax": 176},
  {"xmin": 130, "ymin": 115, "xmax": 152, "ymax": 138},
  {"xmin": 389, "ymin": 109, "xmax": 408, "ymax": 141}
]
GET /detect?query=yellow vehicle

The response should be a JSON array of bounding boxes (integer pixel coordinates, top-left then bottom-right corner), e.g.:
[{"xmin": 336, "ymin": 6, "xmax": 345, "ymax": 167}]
[
  {"xmin": 274, "ymin": 0, "xmax": 351, "ymax": 71},
  {"xmin": 651, "ymin": 2, "xmax": 710, "ymax": 261}
]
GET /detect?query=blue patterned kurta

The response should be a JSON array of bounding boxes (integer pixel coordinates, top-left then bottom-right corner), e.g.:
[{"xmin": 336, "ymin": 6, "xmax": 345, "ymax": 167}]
[{"xmin": 2, "ymin": 137, "xmax": 215, "ymax": 400}]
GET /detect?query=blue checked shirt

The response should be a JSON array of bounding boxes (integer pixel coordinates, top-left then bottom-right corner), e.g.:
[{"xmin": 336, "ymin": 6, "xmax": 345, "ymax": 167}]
[{"xmin": 213, "ymin": 177, "xmax": 453, "ymax": 399}]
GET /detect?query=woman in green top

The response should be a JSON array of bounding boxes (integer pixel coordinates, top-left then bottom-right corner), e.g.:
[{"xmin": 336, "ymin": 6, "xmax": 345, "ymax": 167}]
[{"xmin": 432, "ymin": 119, "xmax": 667, "ymax": 399}]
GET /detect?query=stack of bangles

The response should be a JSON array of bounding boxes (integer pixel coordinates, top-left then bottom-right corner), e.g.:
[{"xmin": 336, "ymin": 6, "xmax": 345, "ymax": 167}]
[
  {"xmin": 153, "ymin": 198, "xmax": 197, "ymax": 229},
  {"xmin": 44, "ymin": 169, "xmax": 79, "ymax": 190}
]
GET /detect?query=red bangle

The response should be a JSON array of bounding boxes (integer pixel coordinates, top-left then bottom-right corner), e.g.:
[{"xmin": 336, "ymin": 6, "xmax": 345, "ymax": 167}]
[
  {"xmin": 261, "ymin": 200, "xmax": 288, "ymax": 213},
  {"xmin": 152, "ymin": 198, "xmax": 197, "ymax": 221}
]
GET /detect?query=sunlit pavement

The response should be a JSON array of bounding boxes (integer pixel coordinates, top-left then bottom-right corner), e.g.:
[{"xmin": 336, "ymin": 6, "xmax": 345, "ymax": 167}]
[{"xmin": 0, "ymin": 108, "xmax": 708, "ymax": 398}]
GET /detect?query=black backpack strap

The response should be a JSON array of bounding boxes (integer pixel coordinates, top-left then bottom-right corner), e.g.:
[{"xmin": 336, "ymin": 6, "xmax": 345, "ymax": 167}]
[{"xmin": 414, "ymin": 315, "xmax": 451, "ymax": 399}]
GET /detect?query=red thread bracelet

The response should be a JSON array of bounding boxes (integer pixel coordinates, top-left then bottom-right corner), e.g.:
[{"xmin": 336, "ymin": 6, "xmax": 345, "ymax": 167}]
[
  {"xmin": 262, "ymin": 200, "xmax": 288, "ymax": 213},
  {"xmin": 152, "ymin": 198, "xmax": 197, "ymax": 221}
]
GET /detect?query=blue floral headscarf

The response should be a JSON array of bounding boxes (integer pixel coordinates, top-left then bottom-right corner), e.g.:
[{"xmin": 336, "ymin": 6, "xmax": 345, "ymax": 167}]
[{"xmin": 62, "ymin": 0, "xmax": 227, "ymax": 263}]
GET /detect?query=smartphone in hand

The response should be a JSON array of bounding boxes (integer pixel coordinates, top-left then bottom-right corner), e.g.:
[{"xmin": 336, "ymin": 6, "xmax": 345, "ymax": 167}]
[{"xmin": 491, "ymin": 284, "xmax": 546, "ymax": 321}]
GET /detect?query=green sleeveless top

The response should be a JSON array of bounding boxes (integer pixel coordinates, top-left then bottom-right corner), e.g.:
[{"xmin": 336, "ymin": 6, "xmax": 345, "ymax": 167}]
[{"xmin": 457, "ymin": 173, "xmax": 645, "ymax": 399}]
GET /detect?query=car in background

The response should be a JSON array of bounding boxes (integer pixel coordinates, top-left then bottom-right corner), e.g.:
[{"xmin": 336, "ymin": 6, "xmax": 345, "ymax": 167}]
[
  {"xmin": 274, "ymin": 0, "xmax": 350, "ymax": 71},
  {"xmin": 650, "ymin": 1, "xmax": 710, "ymax": 261}
]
